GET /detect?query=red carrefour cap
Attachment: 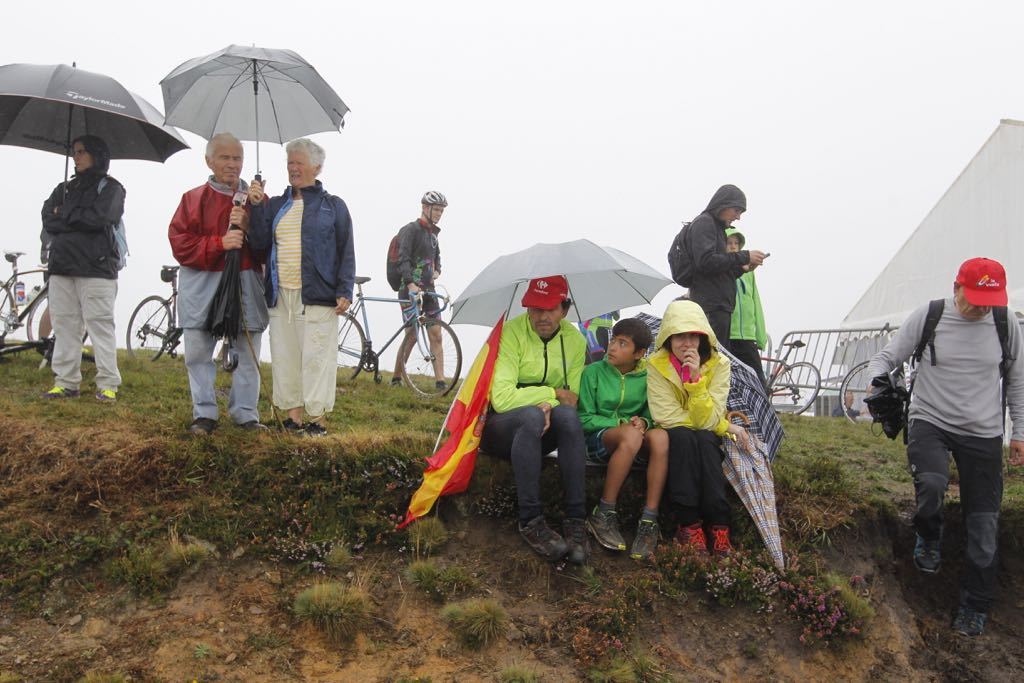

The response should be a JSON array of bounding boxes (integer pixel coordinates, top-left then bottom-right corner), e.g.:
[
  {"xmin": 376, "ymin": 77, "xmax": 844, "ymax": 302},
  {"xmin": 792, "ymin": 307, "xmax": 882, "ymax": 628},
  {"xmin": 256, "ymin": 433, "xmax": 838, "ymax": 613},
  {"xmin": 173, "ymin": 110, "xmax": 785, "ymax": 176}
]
[
  {"xmin": 521, "ymin": 275, "xmax": 569, "ymax": 310},
  {"xmin": 955, "ymin": 257, "xmax": 1008, "ymax": 306}
]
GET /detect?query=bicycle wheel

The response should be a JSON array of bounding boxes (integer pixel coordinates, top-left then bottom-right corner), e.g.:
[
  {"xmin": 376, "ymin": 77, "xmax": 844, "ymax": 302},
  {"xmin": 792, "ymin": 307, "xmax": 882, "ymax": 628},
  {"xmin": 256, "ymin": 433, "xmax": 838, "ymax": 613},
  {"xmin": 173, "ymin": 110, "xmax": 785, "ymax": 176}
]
[
  {"xmin": 838, "ymin": 360, "xmax": 873, "ymax": 424},
  {"xmin": 401, "ymin": 318, "xmax": 462, "ymax": 398},
  {"xmin": 337, "ymin": 312, "xmax": 366, "ymax": 380},
  {"xmin": 24, "ymin": 292, "xmax": 49, "ymax": 341},
  {"xmin": 127, "ymin": 295, "xmax": 173, "ymax": 361},
  {"xmin": 768, "ymin": 361, "xmax": 821, "ymax": 415}
]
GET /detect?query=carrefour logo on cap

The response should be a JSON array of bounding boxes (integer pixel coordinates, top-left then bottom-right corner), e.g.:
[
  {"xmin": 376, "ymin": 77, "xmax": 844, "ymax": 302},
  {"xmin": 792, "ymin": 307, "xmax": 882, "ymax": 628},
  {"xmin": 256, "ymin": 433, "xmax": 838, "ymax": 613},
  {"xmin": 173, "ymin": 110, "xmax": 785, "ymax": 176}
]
[
  {"xmin": 537, "ymin": 280, "xmax": 549, "ymax": 290},
  {"xmin": 977, "ymin": 275, "xmax": 1002, "ymax": 288}
]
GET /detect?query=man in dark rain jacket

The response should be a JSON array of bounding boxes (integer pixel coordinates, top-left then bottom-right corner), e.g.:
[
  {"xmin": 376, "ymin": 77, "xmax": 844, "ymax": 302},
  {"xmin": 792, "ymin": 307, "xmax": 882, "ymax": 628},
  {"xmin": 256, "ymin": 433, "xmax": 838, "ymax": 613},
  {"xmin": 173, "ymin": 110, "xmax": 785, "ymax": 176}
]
[{"xmin": 686, "ymin": 184, "xmax": 767, "ymax": 351}]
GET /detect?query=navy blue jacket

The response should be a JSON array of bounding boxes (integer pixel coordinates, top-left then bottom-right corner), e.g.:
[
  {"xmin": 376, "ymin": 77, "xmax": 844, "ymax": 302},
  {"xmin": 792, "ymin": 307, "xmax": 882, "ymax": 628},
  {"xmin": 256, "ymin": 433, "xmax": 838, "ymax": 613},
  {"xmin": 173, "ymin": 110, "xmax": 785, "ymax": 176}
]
[{"xmin": 249, "ymin": 181, "xmax": 356, "ymax": 308}]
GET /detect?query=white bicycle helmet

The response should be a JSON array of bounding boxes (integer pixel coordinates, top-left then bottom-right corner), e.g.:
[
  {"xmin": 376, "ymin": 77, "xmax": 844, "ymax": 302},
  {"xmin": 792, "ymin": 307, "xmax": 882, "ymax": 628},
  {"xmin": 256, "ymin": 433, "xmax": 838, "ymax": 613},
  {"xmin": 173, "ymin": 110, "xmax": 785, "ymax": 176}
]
[{"xmin": 421, "ymin": 190, "xmax": 448, "ymax": 207}]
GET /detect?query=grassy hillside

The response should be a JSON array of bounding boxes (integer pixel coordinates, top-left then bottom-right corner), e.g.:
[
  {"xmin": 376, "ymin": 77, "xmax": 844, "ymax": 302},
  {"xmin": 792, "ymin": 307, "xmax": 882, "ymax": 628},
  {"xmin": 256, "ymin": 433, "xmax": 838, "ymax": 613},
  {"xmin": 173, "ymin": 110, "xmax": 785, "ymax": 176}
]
[{"xmin": 0, "ymin": 349, "xmax": 1022, "ymax": 682}]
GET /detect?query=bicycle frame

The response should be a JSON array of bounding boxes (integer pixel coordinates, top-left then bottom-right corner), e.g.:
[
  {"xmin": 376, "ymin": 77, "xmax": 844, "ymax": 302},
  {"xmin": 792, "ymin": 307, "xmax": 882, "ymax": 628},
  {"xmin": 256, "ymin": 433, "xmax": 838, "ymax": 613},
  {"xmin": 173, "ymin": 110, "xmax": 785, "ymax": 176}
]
[{"xmin": 1, "ymin": 253, "xmax": 50, "ymax": 356}]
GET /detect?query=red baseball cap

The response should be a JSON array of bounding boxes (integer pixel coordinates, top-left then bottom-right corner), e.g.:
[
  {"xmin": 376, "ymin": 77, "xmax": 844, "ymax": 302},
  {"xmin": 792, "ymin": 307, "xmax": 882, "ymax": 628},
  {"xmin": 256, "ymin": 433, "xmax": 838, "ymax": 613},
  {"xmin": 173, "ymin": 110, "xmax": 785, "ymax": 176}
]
[
  {"xmin": 521, "ymin": 275, "xmax": 569, "ymax": 310},
  {"xmin": 955, "ymin": 257, "xmax": 1008, "ymax": 306}
]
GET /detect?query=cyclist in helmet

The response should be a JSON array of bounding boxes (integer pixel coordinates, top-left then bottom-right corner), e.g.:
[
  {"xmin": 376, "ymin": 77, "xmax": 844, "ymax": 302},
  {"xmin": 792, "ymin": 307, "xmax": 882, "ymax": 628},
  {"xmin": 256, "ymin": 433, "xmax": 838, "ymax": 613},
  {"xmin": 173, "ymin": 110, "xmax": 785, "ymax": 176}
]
[{"xmin": 392, "ymin": 191, "xmax": 447, "ymax": 388}]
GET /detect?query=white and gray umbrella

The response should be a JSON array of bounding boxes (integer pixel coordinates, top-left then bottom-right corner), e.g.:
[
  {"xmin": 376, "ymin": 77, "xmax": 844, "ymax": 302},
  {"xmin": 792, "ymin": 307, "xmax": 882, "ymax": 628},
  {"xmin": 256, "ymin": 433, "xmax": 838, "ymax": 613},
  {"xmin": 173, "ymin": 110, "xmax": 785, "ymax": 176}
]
[
  {"xmin": 450, "ymin": 239, "xmax": 672, "ymax": 326},
  {"xmin": 0, "ymin": 62, "xmax": 188, "ymax": 165},
  {"xmin": 160, "ymin": 44, "xmax": 349, "ymax": 174}
]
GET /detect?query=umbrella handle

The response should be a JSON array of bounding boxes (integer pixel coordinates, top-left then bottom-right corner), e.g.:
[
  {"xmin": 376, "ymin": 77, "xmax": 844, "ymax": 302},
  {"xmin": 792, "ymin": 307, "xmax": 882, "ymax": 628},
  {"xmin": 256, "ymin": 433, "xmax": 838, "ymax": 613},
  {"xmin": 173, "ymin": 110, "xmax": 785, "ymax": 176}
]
[
  {"xmin": 221, "ymin": 342, "xmax": 239, "ymax": 373},
  {"xmin": 726, "ymin": 410, "xmax": 751, "ymax": 425}
]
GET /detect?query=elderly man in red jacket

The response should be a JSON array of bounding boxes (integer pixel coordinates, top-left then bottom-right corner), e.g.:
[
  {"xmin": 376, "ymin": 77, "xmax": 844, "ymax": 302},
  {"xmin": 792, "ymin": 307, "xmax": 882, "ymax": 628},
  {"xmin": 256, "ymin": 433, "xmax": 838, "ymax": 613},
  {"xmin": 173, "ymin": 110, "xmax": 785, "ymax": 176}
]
[{"xmin": 168, "ymin": 133, "xmax": 269, "ymax": 435}]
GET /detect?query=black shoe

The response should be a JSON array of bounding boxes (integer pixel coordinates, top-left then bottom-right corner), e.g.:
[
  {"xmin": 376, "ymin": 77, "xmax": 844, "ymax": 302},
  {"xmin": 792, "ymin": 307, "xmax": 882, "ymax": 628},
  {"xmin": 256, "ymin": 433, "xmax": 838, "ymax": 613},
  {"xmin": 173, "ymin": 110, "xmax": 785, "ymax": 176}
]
[
  {"xmin": 281, "ymin": 418, "xmax": 304, "ymax": 434},
  {"xmin": 189, "ymin": 417, "xmax": 218, "ymax": 436},
  {"xmin": 563, "ymin": 518, "xmax": 591, "ymax": 565},
  {"xmin": 519, "ymin": 516, "xmax": 568, "ymax": 561},
  {"xmin": 435, "ymin": 380, "xmax": 448, "ymax": 391},
  {"xmin": 390, "ymin": 377, "xmax": 403, "ymax": 387},
  {"xmin": 952, "ymin": 605, "xmax": 987, "ymax": 636},
  {"xmin": 302, "ymin": 421, "xmax": 327, "ymax": 437},
  {"xmin": 237, "ymin": 420, "xmax": 270, "ymax": 432},
  {"xmin": 913, "ymin": 534, "xmax": 941, "ymax": 574}
]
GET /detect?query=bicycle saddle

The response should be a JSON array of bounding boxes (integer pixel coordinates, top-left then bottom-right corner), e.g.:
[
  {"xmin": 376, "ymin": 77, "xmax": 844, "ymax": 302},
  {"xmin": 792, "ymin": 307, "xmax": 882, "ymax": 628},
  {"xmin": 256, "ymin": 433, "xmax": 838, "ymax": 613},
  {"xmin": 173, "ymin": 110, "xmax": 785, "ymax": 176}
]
[
  {"xmin": 4, "ymin": 251, "xmax": 26, "ymax": 263},
  {"xmin": 354, "ymin": 275, "xmax": 371, "ymax": 285}
]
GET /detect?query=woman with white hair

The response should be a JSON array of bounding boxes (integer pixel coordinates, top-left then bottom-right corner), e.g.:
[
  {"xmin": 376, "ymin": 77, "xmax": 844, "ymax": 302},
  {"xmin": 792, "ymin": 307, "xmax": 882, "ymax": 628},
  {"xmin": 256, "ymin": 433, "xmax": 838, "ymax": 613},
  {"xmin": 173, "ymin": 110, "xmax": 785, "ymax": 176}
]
[{"xmin": 247, "ymin": 138, "xmax": 356, "ymax": 436}]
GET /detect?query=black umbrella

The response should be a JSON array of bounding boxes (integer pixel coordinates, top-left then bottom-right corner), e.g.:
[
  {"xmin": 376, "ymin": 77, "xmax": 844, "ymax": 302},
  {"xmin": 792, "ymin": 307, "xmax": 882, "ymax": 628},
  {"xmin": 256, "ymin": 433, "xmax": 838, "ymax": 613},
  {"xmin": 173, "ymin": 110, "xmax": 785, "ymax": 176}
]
[
  {"xmin": 204, "ymin": 194, "xmax": 248, "ymax": 372},
  {"xmin": 0, "ymin": 62, "xmax": 188, "ymax": 182}
]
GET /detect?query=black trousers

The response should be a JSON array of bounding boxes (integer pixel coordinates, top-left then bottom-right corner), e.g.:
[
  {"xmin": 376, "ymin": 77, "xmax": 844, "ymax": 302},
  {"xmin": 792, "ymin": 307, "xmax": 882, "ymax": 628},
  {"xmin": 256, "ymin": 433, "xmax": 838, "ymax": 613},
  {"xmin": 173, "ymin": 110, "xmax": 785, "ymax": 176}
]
[
  {"xmin": 480, "ymin": 405, "xmax": 587, "ymax": 524},
  {"xmin": 728, "ymin": 338, "xmax": 767, "ymax": 389},
  {"xmin": 907, "ymin": 419, "xmax": 1003, "ymax": 612},
  {"xmin": 665, "ymin": 426, "xmax": 731, "ymax": 527},
  {"xmin": 705, "ymin": 309, "xmax": 732, "ymax": 354}
]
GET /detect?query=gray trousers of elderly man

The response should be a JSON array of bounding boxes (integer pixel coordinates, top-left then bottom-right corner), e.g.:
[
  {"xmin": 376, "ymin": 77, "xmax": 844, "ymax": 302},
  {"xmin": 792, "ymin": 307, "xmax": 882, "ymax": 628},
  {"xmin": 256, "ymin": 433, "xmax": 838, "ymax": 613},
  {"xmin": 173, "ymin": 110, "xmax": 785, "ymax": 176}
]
[{"xmin": 178, "ymin": 267, "xmax": 268, "ymax": 424}]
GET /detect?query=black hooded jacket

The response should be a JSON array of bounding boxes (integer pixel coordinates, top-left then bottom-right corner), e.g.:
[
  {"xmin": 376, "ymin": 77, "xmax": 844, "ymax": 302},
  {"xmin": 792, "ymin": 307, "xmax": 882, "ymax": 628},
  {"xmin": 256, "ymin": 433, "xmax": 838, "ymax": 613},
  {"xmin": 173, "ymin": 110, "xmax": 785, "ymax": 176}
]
[
  {"xmin": 686, "ymin": 184, "xmax": 751, "ymax": 314},
  {"xmin": 41, "ymin": 168, "xmax": 125, "ymax": 279}
]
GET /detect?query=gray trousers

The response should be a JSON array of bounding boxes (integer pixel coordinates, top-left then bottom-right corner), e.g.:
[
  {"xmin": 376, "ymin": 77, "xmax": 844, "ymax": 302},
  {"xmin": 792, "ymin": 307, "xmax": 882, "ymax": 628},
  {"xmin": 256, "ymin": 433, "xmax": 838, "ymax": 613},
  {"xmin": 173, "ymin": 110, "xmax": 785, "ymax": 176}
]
[
  {"xmin": 907, "ymin": 419, "xmax": 1003, "ymax": 612},
  {"xmin": 48, "ymin": 275, "xmax": 120, "ymax": 392},
  {"xmin": 183, "ymin": 327, "xmax": 263, "ymax": 424}
]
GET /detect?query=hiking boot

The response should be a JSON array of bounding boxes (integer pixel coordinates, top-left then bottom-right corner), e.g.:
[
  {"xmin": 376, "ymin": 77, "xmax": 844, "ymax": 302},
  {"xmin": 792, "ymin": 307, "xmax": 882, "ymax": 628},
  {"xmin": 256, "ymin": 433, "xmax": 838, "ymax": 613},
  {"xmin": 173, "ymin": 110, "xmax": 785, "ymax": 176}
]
[
  {"xmin": 913, "ymin": 534, "xmax": 941, "ymax": 574},
  {"xmin": 281, "ymin": 418, "xmax": 304, "ymax": 434},
  {"xmin": 630, "ymin": 518, "xmax": 660, "ymax": 560},
  {"xmin": 435, "ymin": 380, "xmax": 448, "ymax": 391},
  {"xmin": 563, "ymin": 518, "xmax": 591, "ymax": 565},
  {"xmin": 189, "ymin": 417, "xmax": 218, "ymax": 436},
  {"xmin": 303, "ymin": 421, "xmax": 328, "ymax": 437},
  {"xmin": 94, "ymin": 389, "xmax": 117, "ymax": 402},
  {"xmin": 519, "ymin": 516, "xmax": 568, "ymax": 561},
  {"xmin": 390, "ymin": 376, "xmax": 403, "ymax": 388},
  {"xmin": 952, "ymin": 605, "xmax": 987, "ymax": 637},
  {"xmin": 237, "ymin": 420, "xmax": 270, "ymax": 431},
  {"xmin": 675, "ymin": 522, "xmax": 708, "ymax": 553},
  {"xmin": 586, "ymin": 506, "xmax": 626, "ymax": 551},
  {"xmin": 710, "ymin": 525, "xmax": 733, "ymax": 557},
  {"xmin": 42, "ymin": 386, "xmax": 79, "ymax": 399}
]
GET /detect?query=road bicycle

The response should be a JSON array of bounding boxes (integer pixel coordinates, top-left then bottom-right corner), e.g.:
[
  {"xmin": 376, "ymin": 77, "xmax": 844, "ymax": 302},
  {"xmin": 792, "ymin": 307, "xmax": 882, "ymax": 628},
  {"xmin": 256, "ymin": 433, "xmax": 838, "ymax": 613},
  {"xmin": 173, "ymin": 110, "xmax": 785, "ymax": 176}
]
[
  {"xmin": 337, "ymin": 276, "xmax": 463, "ymax": 398},
  {"xmin": 0, "ymin": 251, "xmax": 52, "ymax": 360},
  {"xmin": 761, "ymin": 340, "xmax": 822, "ymax": 415},
  {"xmin": 126, "ymin": 265, "xmax": 183, "ymax": 361}
]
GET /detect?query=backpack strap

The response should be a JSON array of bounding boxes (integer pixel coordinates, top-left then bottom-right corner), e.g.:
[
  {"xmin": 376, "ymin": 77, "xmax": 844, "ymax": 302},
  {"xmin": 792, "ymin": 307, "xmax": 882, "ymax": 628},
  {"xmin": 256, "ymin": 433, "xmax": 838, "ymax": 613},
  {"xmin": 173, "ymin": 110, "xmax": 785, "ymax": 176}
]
[
  {"xmin": 912, "ymin": 299, "xmax": 945, "ymax": 367},
  {"xmin": 993, "ymin": 305, "xmax": 1014, "ymax": 427}
]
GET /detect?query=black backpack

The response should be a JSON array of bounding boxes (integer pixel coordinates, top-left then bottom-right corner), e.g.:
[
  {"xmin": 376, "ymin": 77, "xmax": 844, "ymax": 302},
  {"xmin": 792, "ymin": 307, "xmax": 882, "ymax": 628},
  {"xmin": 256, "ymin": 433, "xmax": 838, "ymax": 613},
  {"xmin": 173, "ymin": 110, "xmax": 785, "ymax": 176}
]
[{"xmin": 668, "ymin": 221, "xmax": 694, "ymax": 287}]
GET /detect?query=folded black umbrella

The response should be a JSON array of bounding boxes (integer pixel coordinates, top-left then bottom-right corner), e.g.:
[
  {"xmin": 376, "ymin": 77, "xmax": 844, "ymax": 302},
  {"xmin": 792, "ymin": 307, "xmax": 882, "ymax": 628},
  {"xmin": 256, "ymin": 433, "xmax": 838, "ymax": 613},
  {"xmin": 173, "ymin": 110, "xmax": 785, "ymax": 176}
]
[{"xmin": 205, "ymin": 227, "xmax": 242, "ymax": 371}]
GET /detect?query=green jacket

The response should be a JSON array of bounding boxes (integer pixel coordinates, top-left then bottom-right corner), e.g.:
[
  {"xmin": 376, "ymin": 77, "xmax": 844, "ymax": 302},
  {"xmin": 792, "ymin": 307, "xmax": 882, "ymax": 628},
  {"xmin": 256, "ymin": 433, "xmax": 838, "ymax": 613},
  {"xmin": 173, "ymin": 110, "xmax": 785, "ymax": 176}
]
[
  {"xmin": 725, "ymin": 228, "xmax": 767, "ymax": 349},
  {"xmin": 577, "ymin": 358, "xmax": 653, "ymax": 434},
  {"xmin": 489, "ymin": 313, "xmax": 587, "ymax": 413}
]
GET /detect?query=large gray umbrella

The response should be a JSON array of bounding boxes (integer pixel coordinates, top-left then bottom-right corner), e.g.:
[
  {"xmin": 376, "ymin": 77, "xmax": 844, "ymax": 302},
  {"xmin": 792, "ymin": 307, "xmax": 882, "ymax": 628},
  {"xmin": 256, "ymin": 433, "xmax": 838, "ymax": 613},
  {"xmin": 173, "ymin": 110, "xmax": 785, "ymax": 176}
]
[
  {"xmin": 450, "ymin": 239, "xmax": 673, "ymax": 326},
  {"xmin": 160, "ymin": 44, "xmax": 349, "ymax": 174},
  {"xmin": 0, "ymin": 63, "xmax": 189, "ymax": 166}
]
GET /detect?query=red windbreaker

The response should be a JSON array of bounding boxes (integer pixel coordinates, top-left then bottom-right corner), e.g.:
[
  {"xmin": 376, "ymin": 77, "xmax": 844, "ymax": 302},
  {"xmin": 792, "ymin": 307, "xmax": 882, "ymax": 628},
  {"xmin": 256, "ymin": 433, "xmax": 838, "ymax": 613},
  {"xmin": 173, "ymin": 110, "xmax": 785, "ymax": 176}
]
[{"xmin": 168, "ymin": 184, "xmax": 262, "ymax": 272}]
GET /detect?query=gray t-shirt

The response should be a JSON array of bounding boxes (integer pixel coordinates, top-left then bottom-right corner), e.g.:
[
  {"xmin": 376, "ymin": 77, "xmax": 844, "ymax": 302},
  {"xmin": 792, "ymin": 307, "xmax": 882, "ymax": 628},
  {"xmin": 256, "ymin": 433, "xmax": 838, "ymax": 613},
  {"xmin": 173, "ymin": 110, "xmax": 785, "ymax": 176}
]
[{"xmin": 867, "ymin": 297, "xmax": 1024, "ymax": 440}]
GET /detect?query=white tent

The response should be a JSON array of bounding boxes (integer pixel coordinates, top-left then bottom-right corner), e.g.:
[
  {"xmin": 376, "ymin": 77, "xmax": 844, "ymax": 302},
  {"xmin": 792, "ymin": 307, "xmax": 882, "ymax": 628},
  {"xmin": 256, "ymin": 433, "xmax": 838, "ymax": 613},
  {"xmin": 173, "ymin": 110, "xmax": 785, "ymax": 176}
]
[{"xmin": 843, "ymin": 119, "xmax": 1024, "ymax": 329}]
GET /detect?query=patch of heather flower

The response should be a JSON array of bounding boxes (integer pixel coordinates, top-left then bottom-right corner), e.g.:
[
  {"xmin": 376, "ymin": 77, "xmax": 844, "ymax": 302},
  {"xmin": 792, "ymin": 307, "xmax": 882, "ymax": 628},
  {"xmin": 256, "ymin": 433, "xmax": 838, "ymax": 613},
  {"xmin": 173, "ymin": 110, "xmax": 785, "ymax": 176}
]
[{"xmin": 778, "ymin": 575, "xmax": 868, "ymax": 645}]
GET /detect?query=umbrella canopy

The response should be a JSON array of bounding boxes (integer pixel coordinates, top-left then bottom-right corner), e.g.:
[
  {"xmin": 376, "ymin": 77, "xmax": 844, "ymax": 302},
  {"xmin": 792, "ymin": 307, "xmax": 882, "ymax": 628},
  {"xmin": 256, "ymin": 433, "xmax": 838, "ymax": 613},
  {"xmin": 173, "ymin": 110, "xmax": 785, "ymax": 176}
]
[
  {"xmin": 0, "ymin": 63, "xmax": 188, "ymax": 161},
  {"xmin": 160, "ymin": 44, "xmax": 349, "ymax": 146},
  {"xmin": 450, "ymin": 239, "xmax": 672, "ymax": 325},
  {"xmin": 721, "ymin": 426, "xmax": 785, "ymax": 571}
]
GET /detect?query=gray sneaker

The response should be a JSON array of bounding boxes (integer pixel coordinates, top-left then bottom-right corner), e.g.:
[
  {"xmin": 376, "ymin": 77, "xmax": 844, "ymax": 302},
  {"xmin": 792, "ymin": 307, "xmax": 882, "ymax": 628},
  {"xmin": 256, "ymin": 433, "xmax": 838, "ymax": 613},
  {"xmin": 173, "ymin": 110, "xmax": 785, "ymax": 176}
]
[
  {"xmin": 913, "ymin": 534, "xmax": 941, "ymax": 574},
  {"xmin": 586, "ymin": 506, "xmax": 626, "ymax": 551},
  {"xmin": 952, "ymin": 605, "xmax": 987, "ymax": 637},
  {"xmin": 630, "ymin": 518, "xmax": 660, "ymax": 560},
  {"xmin": 519, "ymin": 516, "xmax": 568, "ymax": 561},
  {"xmin": 563, "ymin": 518, "xmax": 591, "ymax": 565}
]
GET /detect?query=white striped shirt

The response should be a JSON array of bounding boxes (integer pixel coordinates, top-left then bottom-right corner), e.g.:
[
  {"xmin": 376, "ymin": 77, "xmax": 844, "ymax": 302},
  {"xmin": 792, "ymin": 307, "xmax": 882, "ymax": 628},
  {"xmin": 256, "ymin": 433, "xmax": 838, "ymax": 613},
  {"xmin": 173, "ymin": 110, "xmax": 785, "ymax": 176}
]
[{"xmin": 276, "ymin": 198, "xmax": 304, "ymax": 289}]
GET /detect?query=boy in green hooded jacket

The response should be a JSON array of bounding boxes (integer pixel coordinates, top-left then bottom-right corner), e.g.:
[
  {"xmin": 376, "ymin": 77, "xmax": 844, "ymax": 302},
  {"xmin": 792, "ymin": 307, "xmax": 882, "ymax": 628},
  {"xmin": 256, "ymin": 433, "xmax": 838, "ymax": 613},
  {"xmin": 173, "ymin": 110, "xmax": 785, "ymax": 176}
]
[
  {"xmin": 578, "ymin": 318, "xmax": 669, "ymax": 560},
  {"xmin": 725, "ymin": 228, "xmax": 768, "ymax": 388}
]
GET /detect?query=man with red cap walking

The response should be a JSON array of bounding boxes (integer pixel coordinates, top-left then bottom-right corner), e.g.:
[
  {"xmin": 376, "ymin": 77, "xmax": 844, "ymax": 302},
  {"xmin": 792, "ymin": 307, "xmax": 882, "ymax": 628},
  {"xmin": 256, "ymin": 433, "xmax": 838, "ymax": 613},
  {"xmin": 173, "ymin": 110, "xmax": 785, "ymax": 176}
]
[
  {"xmin": 867, "ymin": 257, "xmax": 1024, "ymax": 636},
  {"xmin": 480, "ymin": 275, "xmax": 591, "ymax": 564}
]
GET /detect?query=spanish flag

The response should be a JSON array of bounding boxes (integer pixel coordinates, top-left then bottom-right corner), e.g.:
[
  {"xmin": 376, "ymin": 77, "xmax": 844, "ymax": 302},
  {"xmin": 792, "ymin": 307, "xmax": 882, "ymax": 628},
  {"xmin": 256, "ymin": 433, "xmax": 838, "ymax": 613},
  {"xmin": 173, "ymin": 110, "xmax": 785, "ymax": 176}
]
[{"xmin": 398, "ymin": 314, "xmax": 505, "ymax": 528}]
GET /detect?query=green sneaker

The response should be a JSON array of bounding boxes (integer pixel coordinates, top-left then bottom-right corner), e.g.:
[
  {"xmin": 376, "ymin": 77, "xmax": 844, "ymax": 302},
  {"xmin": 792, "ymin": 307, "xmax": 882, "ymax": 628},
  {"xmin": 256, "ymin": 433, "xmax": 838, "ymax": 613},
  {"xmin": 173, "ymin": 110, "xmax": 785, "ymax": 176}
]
[
  {"xmin": 586, "ymin": 506, "xmax": 626, "ymax": 551},
  {"xmin": 630, "ymin": 518, "xmax": 660, "ymax": 560},
  {"xmin": 95, "ymin": 389, "xmax": 117, "ymax": 402}
]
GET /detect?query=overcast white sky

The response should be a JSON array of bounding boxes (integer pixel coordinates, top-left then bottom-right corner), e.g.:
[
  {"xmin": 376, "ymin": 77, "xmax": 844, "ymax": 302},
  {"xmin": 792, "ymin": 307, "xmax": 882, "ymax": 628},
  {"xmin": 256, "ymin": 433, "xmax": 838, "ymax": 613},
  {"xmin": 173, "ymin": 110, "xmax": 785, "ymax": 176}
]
[{"xmin": 3, "ymin": 0, "xmax": 1023, "ymax": 363}]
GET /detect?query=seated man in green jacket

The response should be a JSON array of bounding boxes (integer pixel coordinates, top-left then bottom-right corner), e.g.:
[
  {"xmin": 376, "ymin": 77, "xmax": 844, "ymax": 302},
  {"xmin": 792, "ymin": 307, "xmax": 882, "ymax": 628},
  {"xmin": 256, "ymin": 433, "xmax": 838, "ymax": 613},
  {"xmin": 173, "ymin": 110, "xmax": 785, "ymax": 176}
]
[{"xmin": 481, "ymin": 276, "xmax": 590, "ymax": 564}]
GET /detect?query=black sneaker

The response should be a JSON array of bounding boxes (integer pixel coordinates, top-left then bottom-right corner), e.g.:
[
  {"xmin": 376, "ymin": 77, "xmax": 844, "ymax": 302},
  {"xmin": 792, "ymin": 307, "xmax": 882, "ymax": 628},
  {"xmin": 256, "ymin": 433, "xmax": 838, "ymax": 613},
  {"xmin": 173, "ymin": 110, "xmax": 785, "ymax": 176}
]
[
  {"xmin": 519, "ymin": 516, "xmax": 568, "ymax": 561},
  {"xmin": 952, "ymin": 605, "xmax": 987, "ymax": 637},
  {"xmin": 435, "ymin": 380, "xmax": 448, "ymax": 391},
  {"xmin": 237, "ymin": 420, "xmax": 270, "ymax": 432},
  {"xmin": 302, "ymin": 421, "xmax": 327, "ymax": 437},
  {"xmin": 563, "ymin": 518, "xmax": 591, "ymax": 565},
  {"xmin": 189, "ymin": 417, "xmax": 218, "ymax": 436},
  {"xmin": 281, "ymin": 418, "xmax": 304, "ymax": 434},
  {"xmin": 586, "ymin": 506, "xmax": 626, "ymax": 551},
  {"xmin": 913, "ymin": 534, "xmax": 941, "ymax": 574},
  {"xmin": 630, "ymin": 518, "xmax": 660, "ymax": 560},
  {"xmin": 390, "ymin": 377, "xmax": 403, "ymax": 387}
]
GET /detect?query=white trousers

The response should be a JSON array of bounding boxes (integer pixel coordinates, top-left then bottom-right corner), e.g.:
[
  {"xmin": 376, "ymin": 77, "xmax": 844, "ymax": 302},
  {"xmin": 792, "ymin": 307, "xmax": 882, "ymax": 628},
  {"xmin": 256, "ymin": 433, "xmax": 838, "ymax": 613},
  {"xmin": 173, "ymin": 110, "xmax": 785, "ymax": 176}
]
[
  {"xmin": 48, "ymin": 275, "xmax": 120, "ymax": 391},
  {"xmin": 268, "ymin": 288, "xmax": 338, "ymax": 418}
]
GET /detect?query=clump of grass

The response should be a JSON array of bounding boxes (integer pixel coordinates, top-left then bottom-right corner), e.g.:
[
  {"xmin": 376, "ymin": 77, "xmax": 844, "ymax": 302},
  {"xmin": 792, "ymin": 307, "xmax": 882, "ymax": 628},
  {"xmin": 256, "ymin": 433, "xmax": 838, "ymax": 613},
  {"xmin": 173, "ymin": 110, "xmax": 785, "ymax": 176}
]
[
  {"xmin": 500, "ymin": 665, "xmax": 541, "ymax": 682},
  {"xmin": 441, "ymin": 598, "xmax": 508, "ymax": 649},
  {"xmin": 823, "ymin": 571, "xmax": 876, "ymax": 625},
  {"xmin": 629, "ymin": 652, "xmax": 671, "ymax": 682},
  {"xmin": 325, "ymin": 544, "xmax": 352, "ymax": 571},
  {"xmin": 0, "ymin": 672, "xmax": 21, "ymax": 683},
  {"xmin": 107, "ymin": 545, "xmax": 173, "ymax": 597},
  {"xmin": 78, "ymin": 673, "xmax": 127, "ymax": 683},
  {"xmin": 294, "ymin": 582, "xmax": 370, "ymax": 643},
  {"xmin": 165, "ymin": 527, "xmax": 210, "ymax": 571},
  {"xmin": 408, "ymin": 517, "xmax": 449, "ymax": 556},
  {"xmin": 245, "ymin": 631, "xmax": 287, "ymax": 650},
  {"xmin": 406, "ymin": 559, "xmax": 476, "ymax": 602},
  {"xmin": 586, "ymin": 658, "xmax": 637, "ymax": 683}
]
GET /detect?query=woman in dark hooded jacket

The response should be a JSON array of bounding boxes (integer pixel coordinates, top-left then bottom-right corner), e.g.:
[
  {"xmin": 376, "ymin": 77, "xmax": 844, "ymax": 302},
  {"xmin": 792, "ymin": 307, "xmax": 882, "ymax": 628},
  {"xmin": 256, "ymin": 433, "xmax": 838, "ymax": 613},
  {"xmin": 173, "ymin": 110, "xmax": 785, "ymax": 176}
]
[{"xmin": 40, "ymin": 134, "xmax": 125, "ymax": 401}]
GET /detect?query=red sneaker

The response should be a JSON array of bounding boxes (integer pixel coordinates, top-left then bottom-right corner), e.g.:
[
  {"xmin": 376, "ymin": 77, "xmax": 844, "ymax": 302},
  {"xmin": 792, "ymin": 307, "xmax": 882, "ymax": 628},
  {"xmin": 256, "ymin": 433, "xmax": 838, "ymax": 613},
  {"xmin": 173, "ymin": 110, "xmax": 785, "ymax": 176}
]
[
  {"xmin": 710, "ymin": 525, "xmax": 732, "ymax": 557},
  {"xmin": 675, "ymin": 522, "xmax": 707, "ymax": 553}
]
